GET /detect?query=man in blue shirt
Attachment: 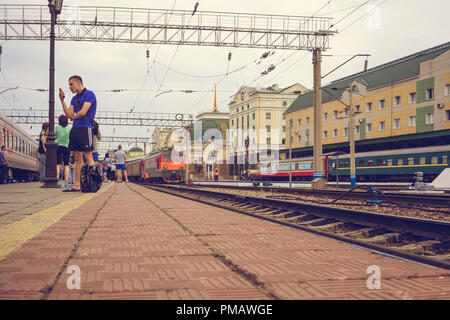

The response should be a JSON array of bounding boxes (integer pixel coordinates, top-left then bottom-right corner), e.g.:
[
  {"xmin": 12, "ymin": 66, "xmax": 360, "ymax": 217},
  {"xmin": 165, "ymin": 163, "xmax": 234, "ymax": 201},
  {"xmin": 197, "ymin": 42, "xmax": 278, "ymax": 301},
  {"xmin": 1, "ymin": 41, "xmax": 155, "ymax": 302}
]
[{"xmin": 59, "ymin": 75, "xmax": 97, "ymax": 192}]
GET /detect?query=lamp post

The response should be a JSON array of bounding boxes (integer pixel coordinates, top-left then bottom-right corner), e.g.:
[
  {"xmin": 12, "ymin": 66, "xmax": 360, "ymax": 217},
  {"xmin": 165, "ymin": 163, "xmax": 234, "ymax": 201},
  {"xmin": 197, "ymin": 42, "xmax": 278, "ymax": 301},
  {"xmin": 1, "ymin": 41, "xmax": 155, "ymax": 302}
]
[
  {"xmin": 289, "ymin": 118, "xmax": 293, "ymax": 187},
  {"xmin": 348, "ymin": 83, "xmax": 356, "ymax": 187},
  {"xmin": 244, "ymin": 136, "xmax": 249, "ymax": 179},
  {"xmin": 44, "ymin": 0, "xmax": 63, "ymax": 188}
]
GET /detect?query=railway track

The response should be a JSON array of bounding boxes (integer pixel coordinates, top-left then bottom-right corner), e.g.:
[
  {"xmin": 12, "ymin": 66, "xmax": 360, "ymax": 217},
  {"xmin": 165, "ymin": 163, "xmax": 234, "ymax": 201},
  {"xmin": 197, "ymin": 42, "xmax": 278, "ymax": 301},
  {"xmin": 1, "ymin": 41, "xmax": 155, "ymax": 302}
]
[
  {"xmin": 140, "ymin": 183, "xmax": 450, "ymax": 270},
  {"xmin": 190, "ymin": 183, "xmax": 450, "ymax": 207}
]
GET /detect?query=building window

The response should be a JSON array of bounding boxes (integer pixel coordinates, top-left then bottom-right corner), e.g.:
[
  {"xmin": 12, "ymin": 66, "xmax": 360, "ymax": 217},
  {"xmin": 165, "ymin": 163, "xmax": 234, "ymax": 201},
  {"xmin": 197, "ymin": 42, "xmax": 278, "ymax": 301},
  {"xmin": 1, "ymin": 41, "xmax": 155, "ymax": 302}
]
[
  {"xmin": 323, "ymin": 112, "xmax": 328, "ymax": 121},
  {"xmin": 446, "ymin": 110, "xmax": 450, "ymax": 121},
  {"xmin": 282, "ymin": 101, "xmax": 288, "ymax": 106},
  {"xmin": 409, "ymin": 92, "xmax": 416, "ymax": 103},
  {"xmin": 282, "ymin": 125, "xmax": 286, "ymax": 133},
  {"xmin": 354, "ymin": 125, "xmax": 360, "ymax": 134},
  {"xmin": 407, "ymin": 157, "xmax": 414, "ymax": 165},
  {"xmin": 266, "ymin": 112, "xmax": 271, "ymax": 119},
  {"xmin": 333, "ymin": 110, "xmax": 338, "ymax": 119},
  {"xmin": 397, "ymin": 158, "xmax": 403, "ymax": 166},
  {"xmin": 443, "ymin": 155, "xmax": 448, "ymax": 165},
  {"xmin": 247, "ymin": 115, "xmax": 249, "ymax": 128},
  {"xmin": 306, "ymin": 117, "xmax": 310, "ymax": 125},
  {"xmin": 242, "ymin": 116, "xmax": 244, "ymax": 129},
  {"xmin": 266, "ymin": 125, "xmax": 271, "ymax": 132},
  {"xmin": 394, "ymin": 118, "xmax": 400, "ymax": 129},
  {"xmin": 379, "ymin": 99, "xmax": 385, "ymax": 109},
  {"xmin": 297, "ymin": 119, "xmax": 301, "ymax": 127},
  {"xmin": 426, "ymin": 112, "xmax": 434, "ymax": 124},
  {"xmin": 394, "ymin": 96, "xmax": 401, "ymax": 106},
  {"xmin": 366, "ymin": 123, "xmax": 372, "ymax": 133},
  {"xmin": 366, "ymin": 102, "xmax": 372, "ymax": 112},
  {"xmin": 252, "ymin": 113, "xmax": 256, "ymax": 120},
  {"xmin": 379, "ymin": 121, "xmax": 386, "ymax": 131},
  {"xmin": 344, "ymin": 108, "xmax": 349, "ymax": 117},
  {"xmin": 266, "ymin": 101, "xmax": 270, "ymax": 107},
  {"xmin": 323, "ymin": 131, "xmax": 328, "ymax": 139},
  {"xmin": 282, "ymin": 138, "xmax": 286, "ymax": 145},
  {"xmin": 332, "ymin": 129, "xmax": 338, "ymax": 137},
  {"xmin": 247, "ymin": 104, "xmax": 250, "ymax": 109},
  {"xmin": 355, "ymin": 105, "xmax": 360, "ymax": 113},
  {"xmin": 408, "ymin": 116, "xmax": 416, "ymax": 127},
  {"xmin": 297, "ymin": 135, "xmax": 301, "ymax": 142},
  {"xmin": 431, "ymin": 156, "xmax": 438, "ymax": 164},
  {"xmin": 305, "ymin": 134, "xmax": 310, "ymax": 142},
  {"xmin": 266, "ymin": 138, "xmax": 271, "ymax": 145},
  {"xmin": 446, "ymin": 84, "xmax": 450, "ymax": 96},
  {"xmin": 231, "ymin": 119, "xmax": 234, "ymax": 127},
  {"xmin": 236, "ymin": 118, "xmax": 239, "ymax": 128},
  {"xmin": 426, "ymin": 88, "xmax": 434, "ymax": 100},
  {"xmin": 290, "ymin": 136, "xmax": 293, "ymax": 144},
  {"xmin": 343, "ymin": 127, "xmax": 348, "ymax": 137}
]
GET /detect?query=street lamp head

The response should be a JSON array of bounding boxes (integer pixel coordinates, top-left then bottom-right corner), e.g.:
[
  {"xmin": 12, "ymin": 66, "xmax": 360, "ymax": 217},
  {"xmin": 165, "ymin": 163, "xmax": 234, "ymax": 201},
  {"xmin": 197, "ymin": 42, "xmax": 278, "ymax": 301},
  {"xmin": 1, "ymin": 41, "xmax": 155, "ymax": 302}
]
[{"xmin": 48, "ymin": 0, "xmax": 63, "ymax": 14}]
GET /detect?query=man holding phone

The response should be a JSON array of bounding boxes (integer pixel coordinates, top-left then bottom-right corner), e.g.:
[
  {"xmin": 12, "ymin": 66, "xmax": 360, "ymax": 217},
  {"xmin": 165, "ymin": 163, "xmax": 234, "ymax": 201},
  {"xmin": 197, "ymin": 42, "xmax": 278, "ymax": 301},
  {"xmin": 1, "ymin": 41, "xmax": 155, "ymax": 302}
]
[{"xmin": 59, "ymin": 75, "xmax": 97, "ymax": 192}]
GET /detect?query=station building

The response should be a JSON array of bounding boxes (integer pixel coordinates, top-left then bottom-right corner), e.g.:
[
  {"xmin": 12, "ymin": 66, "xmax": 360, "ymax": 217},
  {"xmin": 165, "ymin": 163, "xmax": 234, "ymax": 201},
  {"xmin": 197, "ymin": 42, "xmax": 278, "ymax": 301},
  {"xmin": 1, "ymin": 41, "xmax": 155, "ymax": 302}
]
[
  {"xmin": 283, "ymin": 42, "xmax": 450, "ymax": 162},
  {"xmin": 228, "ymin": 83, "xmax": 308, "ymax": 177}
]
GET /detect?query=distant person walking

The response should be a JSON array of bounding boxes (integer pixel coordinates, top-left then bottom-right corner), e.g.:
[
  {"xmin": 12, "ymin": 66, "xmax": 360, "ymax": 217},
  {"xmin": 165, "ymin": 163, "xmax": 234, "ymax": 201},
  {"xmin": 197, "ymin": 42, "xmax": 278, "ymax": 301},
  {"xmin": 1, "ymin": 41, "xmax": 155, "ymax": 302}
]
[
  {"xmin": 55, "ymin": 114, "xmax": 71, "ymax": 188},
  {"xmin": 38, "ymin": 122, "xmax": 49, "ymax": 187},
  {"xmin": 0, "ymin": 145, "xmax": 9, "ymax": 184},
  {"xmin": 214, "ymin": 168, "xmax": 219, "ymax": 182},
  {"xmin": 59, "ymin": 75, "xmax": 97, "ymax": 192},
  {"xmin": 103, "ymin": 153, "xmax": 112, "ymax": 182},
  {"xmin": 115, "ymin": 145, "xmax": 129, "ymax": 183}
]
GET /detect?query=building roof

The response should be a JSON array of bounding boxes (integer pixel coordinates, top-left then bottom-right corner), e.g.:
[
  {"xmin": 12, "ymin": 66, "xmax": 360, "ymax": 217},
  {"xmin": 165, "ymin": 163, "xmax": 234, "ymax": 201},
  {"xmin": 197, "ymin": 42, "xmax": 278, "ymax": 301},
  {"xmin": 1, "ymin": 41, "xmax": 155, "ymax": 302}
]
[
  {"xmin": 285, "ymin": 42, "xmax": 450, "ymax": 115},
  {"xmin": 189, "ymin": 118, "xmax": 229, "ymax": 141}
]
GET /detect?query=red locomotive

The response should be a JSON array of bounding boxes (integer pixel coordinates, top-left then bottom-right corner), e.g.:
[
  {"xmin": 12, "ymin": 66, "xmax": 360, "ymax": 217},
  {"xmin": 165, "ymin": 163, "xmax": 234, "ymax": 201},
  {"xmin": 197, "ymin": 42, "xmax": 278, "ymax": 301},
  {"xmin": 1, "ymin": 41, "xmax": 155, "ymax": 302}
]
[{"xmin": 127, "ymin": 149, "xmax": 185, "ymax": 183}]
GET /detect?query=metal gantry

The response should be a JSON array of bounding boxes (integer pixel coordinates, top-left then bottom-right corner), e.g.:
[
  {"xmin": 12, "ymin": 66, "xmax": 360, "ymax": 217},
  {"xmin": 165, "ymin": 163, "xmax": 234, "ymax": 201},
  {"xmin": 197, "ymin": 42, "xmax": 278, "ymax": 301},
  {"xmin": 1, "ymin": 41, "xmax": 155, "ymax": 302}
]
[
  {"xmin": 0, "ymin": 5, "xmax": 334, "ymax": 50},
  {"xmin": 2, "ymin": 109, "xmax": 194, "ymax": 127}
]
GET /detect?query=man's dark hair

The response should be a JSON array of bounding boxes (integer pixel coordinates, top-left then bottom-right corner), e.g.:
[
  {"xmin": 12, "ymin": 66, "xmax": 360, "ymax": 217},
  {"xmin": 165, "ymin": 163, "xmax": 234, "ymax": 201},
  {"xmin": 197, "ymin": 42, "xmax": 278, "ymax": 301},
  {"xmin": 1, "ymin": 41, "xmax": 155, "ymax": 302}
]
[
  {"xmin": 69, "ymin": 75, "xmax": 83, "ymax": 84},
  {"xmin": 58, "ymin": 114, "xmax": 69, "ymax": 127},
  {"xmin": 42, "ymin": 122, "xmax": 49, "ymax": 131},
  {"xmin": 1, "ymin": 146, "xmax": 5, "ymax": 150}
]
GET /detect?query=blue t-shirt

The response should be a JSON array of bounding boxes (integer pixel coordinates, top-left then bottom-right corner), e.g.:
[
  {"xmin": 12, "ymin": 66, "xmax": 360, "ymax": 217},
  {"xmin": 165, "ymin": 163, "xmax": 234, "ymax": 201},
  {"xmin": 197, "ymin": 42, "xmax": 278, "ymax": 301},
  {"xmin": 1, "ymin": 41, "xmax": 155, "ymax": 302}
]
[{"xmin": 70, "ymin": 89, "xmax": 97, "ymax": 128}]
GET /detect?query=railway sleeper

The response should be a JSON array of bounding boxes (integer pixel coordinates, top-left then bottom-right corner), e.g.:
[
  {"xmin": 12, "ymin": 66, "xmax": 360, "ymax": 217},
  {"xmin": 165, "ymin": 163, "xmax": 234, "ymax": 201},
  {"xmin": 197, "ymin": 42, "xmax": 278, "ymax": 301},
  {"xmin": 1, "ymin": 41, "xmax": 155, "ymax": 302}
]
[
  {"xmin": 397, "ymin": 240, "xmax": 449, "ymax": 256},
  {"xmin": 273, "ymin": 211, "xmax": 296, "ymax": 219},
  {"xmin": 295, "ymin": 216, "xmax": 329, "ymax": 226},
  {"xmin": 257, "ymin": 209, "xmax": 284, "ymax": 216},
  {"xmin": 304, "ymin": 218, "xmax": 340, "ymax": 227}
]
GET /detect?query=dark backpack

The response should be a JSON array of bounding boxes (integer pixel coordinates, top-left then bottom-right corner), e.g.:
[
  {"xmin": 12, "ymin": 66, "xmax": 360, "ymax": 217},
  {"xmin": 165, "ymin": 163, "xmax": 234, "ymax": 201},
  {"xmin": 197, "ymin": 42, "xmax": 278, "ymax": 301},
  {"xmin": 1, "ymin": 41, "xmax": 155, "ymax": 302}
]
[{"xmin": 80, "ymin": 164, "xmax": 103, "ymax": 193}]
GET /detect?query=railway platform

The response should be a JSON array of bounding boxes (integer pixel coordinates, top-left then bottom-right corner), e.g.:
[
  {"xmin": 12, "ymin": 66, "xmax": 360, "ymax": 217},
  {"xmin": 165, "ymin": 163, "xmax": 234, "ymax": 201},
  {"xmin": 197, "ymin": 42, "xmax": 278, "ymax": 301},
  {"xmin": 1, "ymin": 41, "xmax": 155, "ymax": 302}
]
[{"xmin": 0, "ymin": 182, "xmax": 449, "ymax": 300}]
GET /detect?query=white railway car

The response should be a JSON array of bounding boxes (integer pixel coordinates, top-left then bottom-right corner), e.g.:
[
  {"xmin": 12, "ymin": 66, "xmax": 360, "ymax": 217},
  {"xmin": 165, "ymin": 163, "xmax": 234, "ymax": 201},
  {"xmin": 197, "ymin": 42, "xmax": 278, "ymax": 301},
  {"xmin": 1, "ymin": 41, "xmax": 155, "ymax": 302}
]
[{"xmin": 0, "ymin": 112, "xmax": 39, "ymax": 182}]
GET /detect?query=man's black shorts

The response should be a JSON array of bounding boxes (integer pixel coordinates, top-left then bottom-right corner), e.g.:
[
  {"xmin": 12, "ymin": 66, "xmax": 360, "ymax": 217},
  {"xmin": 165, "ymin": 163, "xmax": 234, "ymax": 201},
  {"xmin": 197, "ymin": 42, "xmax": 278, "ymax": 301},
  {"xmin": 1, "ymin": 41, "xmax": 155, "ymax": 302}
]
[
  {"xmin": 69, "ymin": 127, "xmax": 94, "ymax": 152},
  {"xmin": 57, "ymin": 145, "xmax": 70, "ymax": 165}
]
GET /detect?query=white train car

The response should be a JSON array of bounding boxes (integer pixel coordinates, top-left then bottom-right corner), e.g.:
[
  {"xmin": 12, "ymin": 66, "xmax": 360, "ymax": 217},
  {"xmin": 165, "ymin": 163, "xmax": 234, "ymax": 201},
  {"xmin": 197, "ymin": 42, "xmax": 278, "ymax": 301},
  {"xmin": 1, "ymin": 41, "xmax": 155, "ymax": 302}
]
[{"xmin": 0, "ymin": 112, "xmax": 39, "ymax": 182}]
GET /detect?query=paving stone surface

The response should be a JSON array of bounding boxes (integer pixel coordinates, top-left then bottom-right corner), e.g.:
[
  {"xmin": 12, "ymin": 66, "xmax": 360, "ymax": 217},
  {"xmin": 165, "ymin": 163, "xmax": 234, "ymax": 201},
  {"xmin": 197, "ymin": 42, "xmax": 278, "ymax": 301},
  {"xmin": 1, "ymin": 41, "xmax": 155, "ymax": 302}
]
[{"xmin": 0, "ymin": 182, "xmax": 448, "ymax": 300}]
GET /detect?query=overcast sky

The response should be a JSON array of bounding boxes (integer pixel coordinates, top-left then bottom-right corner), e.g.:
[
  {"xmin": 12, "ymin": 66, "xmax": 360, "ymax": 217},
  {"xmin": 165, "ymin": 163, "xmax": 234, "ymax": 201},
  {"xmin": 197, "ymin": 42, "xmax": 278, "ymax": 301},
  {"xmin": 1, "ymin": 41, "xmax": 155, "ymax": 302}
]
[{"xmin": 0, "ymin": 0, "xmax": 449, "ymax": 152}]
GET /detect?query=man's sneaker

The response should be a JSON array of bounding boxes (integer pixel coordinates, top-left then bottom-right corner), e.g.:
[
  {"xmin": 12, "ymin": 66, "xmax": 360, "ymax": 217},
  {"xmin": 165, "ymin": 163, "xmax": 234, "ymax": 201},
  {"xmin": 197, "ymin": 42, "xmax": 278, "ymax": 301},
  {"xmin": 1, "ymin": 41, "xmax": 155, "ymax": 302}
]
[{"xmin": 65, "ymin": 184, "xmax": 71, "ymax": 188}]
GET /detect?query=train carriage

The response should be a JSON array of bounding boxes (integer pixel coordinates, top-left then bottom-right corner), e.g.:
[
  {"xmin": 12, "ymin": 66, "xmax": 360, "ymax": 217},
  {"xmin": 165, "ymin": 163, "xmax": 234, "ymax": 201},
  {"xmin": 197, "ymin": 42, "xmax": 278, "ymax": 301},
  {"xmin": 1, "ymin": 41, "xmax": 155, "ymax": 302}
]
[
  {"xmin": 327, "ymin": 145, "xmax": 450, "ymax": 183},
  {"xmin": 0, "ymin": 112, "xmax": 39, "ymax": 182},
  {"xmin": 255, "ymin": 145, "xmax": 450, "ymax": 183}
]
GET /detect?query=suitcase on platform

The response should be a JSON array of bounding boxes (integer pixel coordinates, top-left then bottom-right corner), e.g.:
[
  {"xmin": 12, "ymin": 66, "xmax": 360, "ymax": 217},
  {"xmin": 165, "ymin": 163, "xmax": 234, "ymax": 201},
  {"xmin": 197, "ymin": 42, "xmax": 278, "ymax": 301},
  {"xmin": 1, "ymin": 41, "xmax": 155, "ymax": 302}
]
[{"xmin": 80, "ymin": 164, "xmax": 103, "ymax": 193}]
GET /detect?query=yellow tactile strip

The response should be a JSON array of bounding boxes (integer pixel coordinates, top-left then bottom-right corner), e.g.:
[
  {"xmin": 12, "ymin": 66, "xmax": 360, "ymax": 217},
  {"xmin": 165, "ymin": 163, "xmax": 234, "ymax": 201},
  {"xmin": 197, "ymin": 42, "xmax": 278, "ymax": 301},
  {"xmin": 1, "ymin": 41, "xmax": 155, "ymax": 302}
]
[{"xmin": 0, "ymin": 183, "xmax": 114, "ymax": 262}]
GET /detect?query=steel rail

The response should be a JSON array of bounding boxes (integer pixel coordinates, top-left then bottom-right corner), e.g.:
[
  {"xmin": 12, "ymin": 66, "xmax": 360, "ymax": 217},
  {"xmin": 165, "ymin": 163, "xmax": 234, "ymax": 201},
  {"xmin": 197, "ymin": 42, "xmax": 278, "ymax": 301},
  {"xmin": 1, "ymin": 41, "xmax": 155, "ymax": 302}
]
[{"xmin": 190, "ymin": 183, "xmax": 450, "ymax": 207}]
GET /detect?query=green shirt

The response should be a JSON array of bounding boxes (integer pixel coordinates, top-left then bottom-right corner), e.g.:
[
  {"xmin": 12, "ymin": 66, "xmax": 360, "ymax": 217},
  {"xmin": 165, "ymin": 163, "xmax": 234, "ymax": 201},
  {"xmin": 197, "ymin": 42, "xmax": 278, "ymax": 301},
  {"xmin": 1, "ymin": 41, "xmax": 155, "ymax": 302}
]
[{"xmin": 55, "ymin": 125, "xmax": 71, "ymax": 147}]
